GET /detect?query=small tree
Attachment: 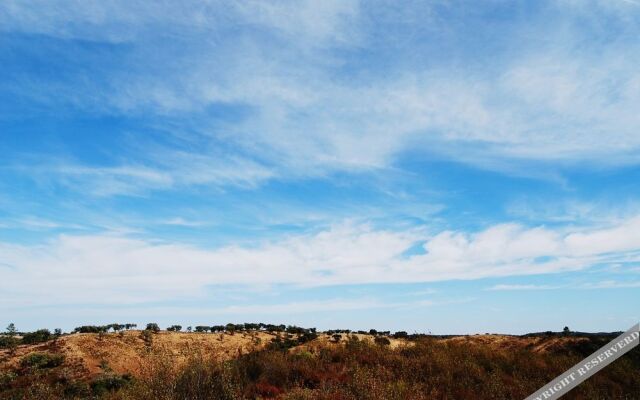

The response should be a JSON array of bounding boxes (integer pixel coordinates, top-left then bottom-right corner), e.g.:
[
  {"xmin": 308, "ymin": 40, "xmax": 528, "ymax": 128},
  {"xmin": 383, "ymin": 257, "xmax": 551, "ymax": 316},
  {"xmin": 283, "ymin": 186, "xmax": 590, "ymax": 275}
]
[
  {"xmin": 53, "ymin": 328, "xmax": 62, "ymax": 343},
  {"xmin": 393, "ymin": 331, "xmax": 408, "ymax": 339},
  {"xmin": 145, "ymin": 323, "xmax": 160, "ymax": 333},
  {"xmin": 6, "ymin": 323, "xmax": 17, "ymax": 336},
  {"xmin": 4, "ymin": 323, "xmax": 18, "ymax": 356},
  {"xmin": 563, "ymin": 326, "xmax": 571, "ymax": 336},
  {"xmin": 167, "ymin": 325, "xmax": 182, "ymax": 332},
  {"xmin": 225, "ymin": 323, "xmax": 237, "ymax": 334}
]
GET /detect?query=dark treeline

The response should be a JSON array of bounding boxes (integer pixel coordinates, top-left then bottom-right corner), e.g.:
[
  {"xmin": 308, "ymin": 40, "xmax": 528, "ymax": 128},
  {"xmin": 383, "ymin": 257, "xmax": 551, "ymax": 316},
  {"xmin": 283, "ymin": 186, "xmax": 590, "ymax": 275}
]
[{"xmin": 73, "ymin": 324, "xmax": 137, "ymax": 333}]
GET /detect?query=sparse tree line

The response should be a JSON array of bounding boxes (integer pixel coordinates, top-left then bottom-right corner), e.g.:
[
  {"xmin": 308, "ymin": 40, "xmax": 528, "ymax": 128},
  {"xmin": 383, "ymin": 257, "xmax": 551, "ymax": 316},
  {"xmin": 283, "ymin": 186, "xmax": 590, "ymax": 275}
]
[
  {"xmin": 1, "ymin": 321, "xmax": 414, "ymax": 343},
  {"xmin": 324, "ymin": 329, "xmax": 412, "ymax": 339},
  {"xmin": 189, "ymin": 323, "xmax": 299, "ymax": 334},
  {"xmin": 1, "ymin": 321, "xmax": 500, "ymax": 349},
  {"xmin": 0, "ymin": 324, "xmax": 65, "ymax": 353}
]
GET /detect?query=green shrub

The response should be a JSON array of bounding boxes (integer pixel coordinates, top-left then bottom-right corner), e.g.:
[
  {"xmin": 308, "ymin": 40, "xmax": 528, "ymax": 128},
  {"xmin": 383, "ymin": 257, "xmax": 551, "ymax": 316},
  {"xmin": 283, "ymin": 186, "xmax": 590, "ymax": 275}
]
[
  {"xmin": 74, "ymin": 325, "xmax": 106, "ymax": 333},
  {"xmin": 140, "ymin": 329, "xmax": 153, "ymax": 348},
  {"xmin": 20, "ymin": 352, "xmax": 65, "ymax": 369},
  {"xmin": 90, "ymin": 373, "xmax": 133, "ymax": 395},
  {"xmin": 393, "ymin": 331, "xmax": 408, "ymax": 339},
  {"xmin": 0, "ymin": 335, "xmax": 19, "ymax": 349},
  {"xmin": 21, "ymin": 329, "xmax": 52, "ymax": 344},
  {"xmin": 63, "ymin": 381, "xmax": 92, "ymax": 397}
]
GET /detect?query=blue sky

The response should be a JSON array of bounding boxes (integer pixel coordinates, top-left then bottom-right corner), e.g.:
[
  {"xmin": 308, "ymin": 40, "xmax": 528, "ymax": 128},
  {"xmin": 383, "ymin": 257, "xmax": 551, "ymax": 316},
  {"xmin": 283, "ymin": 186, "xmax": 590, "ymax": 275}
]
[{"xmin": 1, "ymin": 0, "xmax": 639, "ymax": 334}]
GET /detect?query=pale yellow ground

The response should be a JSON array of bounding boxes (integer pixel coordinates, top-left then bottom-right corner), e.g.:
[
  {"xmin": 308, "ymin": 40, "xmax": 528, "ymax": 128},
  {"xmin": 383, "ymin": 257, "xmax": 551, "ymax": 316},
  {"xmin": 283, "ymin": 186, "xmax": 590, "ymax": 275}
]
[
  {"xmin": 1, "ymin": 330, "xmax": 275, "ymax": 377},
  {"xmin": 442, "ymin": 334, "xmax": 595, "ymax": 353}
]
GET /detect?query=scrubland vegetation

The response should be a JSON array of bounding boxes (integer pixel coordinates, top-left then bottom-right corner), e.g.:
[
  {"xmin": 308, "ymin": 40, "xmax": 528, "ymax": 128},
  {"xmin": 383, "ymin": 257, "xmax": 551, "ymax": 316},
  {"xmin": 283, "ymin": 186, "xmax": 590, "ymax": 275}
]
[{"xmin": 0, "ymin": 323, "xmax": 638, "ymax": 399}]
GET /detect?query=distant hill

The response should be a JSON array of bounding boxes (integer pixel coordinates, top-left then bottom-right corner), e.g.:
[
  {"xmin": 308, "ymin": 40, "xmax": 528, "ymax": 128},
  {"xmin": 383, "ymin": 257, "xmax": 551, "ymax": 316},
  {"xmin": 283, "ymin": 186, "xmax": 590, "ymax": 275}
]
[{"xmin": 1, "ymin": 330, "xmax": 638, "ymax": 399}]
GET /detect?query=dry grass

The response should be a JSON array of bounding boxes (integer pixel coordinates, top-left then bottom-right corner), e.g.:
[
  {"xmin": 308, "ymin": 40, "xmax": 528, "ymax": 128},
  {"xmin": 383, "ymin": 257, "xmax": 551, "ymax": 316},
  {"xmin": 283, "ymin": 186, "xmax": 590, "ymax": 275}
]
[
  {"xmin": 1, "ymin": 331, "xmax": 638, "ymax": 399},
  {"xmin": 1, "ymin": 330, "xmax": 273, "ymax": 378}
]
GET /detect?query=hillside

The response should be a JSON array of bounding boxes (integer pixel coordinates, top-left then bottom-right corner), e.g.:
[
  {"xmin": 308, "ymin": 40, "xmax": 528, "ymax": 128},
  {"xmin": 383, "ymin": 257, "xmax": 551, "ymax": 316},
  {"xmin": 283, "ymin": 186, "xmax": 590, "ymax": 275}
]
[{"xmin": 1, "ymin": 330, "xmax": 638, "ymax": 399}]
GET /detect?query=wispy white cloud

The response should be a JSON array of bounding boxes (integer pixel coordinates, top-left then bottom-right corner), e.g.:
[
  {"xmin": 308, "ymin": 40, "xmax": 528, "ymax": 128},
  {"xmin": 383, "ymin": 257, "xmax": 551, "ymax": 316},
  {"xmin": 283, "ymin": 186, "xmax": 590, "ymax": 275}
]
[
  {"xmin": 579, "ymin": 280, "xmax": 640, "ymax": 289},
  {"xmin": 160, "ymin": 218, "xmax": 207, "ymax": 228},
  {"xmin": 487, "ymin": 284, "xmax": 562, "ymax": 291},
  {"xmin": 16, "ymin": 154, "xmax": 274, "ymax": 196},
  {"xmin": 218, "ymin": 298, "xmax": 387, "ymax": 315},
  {"xmin": 487, "ymin": 280, "xmax": 640, "ymax": 291},
  {"xmin": 235, "ymin": 0, "xmax": 361, "ymax": 47},
  {"xmin": 405, "ymin": 288, "xmax": 439, "ymax": 296},
  {"xmin": 0, "ymin": 0, "xmax": 361, "ymax": 45},
  {"xmin": 0, "ymin": 217, "xmax": 86, "ymax": 231},
  {"xmin": 2, "ymin": 217, "xmax": 640, "ymax": 307},
  {"xmin": 2, "ymin": 0, "xmax": 640, "ymax": 190},
  {"xmin": 7, "ymin": 297, "xmax": 471, "ymax": 324},
  {"xmin": 506, "ymin": 199, "xmax": 640, "ymax": 225}
]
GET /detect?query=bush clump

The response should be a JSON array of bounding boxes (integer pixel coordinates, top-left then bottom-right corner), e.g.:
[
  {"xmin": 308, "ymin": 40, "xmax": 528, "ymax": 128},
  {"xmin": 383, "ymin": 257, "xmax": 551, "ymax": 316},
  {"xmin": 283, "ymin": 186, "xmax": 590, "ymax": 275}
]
[
  {"xmin": 20, "ymin": 352, "xmax": 64, "ymax": 369},
  {"xmin": 0, "ymin": 335, "xmax": 19, "ymax": 349},
  {"xmin": 90, "ymin": 373, "xmax": 134, "ymax": 395},
  {"xmin": 21, "ymin": 329, "xmax": 52, "ymax": 344}
]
